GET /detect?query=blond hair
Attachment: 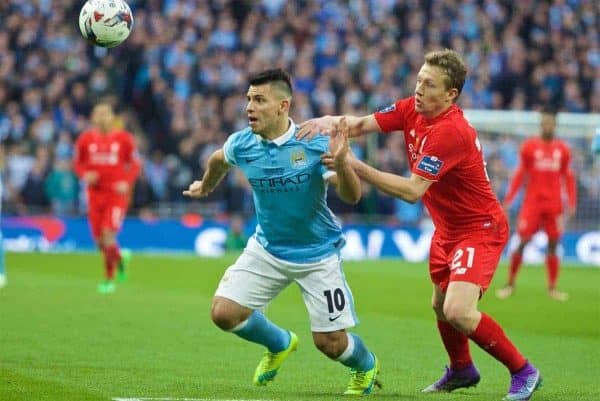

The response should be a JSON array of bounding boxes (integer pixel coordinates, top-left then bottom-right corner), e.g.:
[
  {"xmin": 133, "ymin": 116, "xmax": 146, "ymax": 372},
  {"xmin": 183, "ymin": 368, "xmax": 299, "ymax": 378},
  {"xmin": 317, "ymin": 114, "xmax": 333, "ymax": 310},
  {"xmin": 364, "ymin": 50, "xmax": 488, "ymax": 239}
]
[{"xmin": 424, "ymin": 49, "xmax": 467, "ymax": 97}]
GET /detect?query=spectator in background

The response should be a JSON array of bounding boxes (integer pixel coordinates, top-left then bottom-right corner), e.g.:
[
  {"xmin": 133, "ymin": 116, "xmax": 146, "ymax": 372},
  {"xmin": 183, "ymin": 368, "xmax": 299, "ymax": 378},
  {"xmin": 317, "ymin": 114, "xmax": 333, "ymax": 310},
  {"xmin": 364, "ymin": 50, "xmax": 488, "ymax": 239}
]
[
  {"xmin": 224, "ymin": 214, "xmax": 248, "ymax": 252},
  {"xmin": 0, "ymin": 0, "xmax": 597, "ymax": 226},
  {"xmin": 45, "ymin": 158, "xmax": 79, "ymax": 216}
]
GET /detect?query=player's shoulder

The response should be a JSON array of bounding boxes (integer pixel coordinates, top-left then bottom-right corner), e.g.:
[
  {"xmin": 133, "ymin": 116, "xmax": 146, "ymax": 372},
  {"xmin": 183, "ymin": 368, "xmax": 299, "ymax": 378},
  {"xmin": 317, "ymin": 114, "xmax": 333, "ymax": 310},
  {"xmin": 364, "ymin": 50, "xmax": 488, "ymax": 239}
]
[
  {"xmin": 292, "ymin": 129, "xmax": 329, "ymax": 152},
  {"xmin": 76, "ymin": 129, "xmax": 96, "ymax": 143},
  {"xmin": 114, "ymin": 129, "xmax": 134, "ymax": 140},
  {"xmin": 555, "ymin": 138, "xmax": 571, "ymax": 151},
  {"xmin": 225, "ymin": 127, "xmax": 256, "ymax": 149},
  {"xmin": 521, "ymin": 137, "xmax": 539, "ymax": 150},
  {"xmin": 433, "ymin": 110, "xmax": 473, "ymax": 144}
]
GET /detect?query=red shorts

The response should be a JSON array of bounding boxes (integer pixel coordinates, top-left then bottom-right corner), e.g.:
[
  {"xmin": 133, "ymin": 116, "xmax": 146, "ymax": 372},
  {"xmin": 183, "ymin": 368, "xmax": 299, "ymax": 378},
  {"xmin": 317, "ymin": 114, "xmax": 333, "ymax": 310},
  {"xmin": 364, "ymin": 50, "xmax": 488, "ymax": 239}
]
[
  {"xmin": 517, "ymin": 209, "xmax": 562, "ymax": 241},
  {"xmin": 429, "ymin": 220, "xmax": 509, "ymax": 294},
  {"xmin": 87, "ymin": 192, "xmax": 129, "ymax": 240}
]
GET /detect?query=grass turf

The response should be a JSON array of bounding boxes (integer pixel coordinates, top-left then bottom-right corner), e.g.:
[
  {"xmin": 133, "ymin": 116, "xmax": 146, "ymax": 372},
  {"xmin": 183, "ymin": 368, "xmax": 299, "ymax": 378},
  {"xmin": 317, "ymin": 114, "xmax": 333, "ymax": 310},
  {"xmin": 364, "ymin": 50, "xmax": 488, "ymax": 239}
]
[{"xmin": 1, "ymin": 252, "xmax": 598, "ymax": 401}]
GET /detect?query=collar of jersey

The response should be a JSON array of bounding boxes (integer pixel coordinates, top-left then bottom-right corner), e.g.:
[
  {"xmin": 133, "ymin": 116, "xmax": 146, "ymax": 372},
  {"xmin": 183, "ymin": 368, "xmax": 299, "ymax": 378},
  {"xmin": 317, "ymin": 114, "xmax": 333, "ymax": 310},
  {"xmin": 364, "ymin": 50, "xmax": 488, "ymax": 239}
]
[
  {"xmin": 423, "ymin": 104, "xmax": 459, "ymax": 124},
  {"xmin": 254, "ymin": 118, "xmax": 296, "ymax": 146}
]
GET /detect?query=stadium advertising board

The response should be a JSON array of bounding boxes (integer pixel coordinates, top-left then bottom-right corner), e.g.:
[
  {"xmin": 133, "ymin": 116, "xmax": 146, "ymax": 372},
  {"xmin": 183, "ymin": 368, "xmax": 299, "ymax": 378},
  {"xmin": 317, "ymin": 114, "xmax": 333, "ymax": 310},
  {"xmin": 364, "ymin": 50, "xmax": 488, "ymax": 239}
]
[{"xmin": 2, "ymin": 216, "xmax": 599, "ymax": 266}]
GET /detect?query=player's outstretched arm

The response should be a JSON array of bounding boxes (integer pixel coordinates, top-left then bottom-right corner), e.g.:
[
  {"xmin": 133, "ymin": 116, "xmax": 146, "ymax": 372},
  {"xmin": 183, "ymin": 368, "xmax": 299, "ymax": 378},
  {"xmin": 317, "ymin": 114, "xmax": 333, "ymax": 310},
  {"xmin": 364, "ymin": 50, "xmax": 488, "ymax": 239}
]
[
  {"xmin": 503, "ymin": 166, "xmax": 525, "ymax": 209},
  {"xmin": 297, "ymin": 114, "xmax": 380, "ymax": 141},
  {"xmin": 323, "ymin": 117, "xmax": 361, "ymax": 204},
  {"xmin": 350, "ymin": 159, "xmax": 432, "ymax": 204},
  {"xmin": 183, "ymin": 149, "xmax": 231, "ymax": 198}
]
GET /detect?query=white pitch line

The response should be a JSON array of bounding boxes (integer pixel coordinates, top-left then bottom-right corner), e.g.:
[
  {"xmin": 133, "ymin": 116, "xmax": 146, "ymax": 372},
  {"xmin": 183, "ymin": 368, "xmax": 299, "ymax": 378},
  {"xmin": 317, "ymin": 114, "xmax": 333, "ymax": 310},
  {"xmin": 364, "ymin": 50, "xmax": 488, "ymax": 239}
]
[{"xmin": 113, "ymin": 398, "xmax": 276, "ymax": 401}]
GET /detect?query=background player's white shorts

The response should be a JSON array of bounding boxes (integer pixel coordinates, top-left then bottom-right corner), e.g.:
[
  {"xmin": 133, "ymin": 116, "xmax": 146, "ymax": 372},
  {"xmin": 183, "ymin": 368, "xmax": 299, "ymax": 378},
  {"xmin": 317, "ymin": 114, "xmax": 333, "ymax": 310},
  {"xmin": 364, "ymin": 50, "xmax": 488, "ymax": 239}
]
[{"xmin": 215, "ymin": 237, "xmax": 359, "ymax": 332}]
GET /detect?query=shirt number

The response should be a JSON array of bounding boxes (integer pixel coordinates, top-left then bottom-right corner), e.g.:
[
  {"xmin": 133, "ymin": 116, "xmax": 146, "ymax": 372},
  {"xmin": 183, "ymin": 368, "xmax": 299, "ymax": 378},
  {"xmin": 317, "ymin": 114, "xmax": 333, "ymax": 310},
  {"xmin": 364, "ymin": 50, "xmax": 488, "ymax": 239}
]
[{"xmin": 451, "ymin": 247, "xmax": 475, "ymax": 275}]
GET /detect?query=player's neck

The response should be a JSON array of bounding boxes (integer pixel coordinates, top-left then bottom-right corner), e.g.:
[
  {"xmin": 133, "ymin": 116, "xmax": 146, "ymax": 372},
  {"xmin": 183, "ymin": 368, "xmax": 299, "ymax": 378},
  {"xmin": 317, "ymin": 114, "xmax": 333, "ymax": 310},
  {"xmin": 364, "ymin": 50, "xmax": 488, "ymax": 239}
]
[
  {"xmin": 262, "ymin": 117, "xmax": 290, "ymax": 140},
  {"xmin": 423, "ymin": 104, "xmax": 453, "ymax": 120}
]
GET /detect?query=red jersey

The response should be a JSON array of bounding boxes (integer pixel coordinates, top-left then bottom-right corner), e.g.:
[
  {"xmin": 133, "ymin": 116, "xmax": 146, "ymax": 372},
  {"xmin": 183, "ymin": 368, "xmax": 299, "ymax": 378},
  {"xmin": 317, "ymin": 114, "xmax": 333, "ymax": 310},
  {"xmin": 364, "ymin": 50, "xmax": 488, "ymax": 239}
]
[
  {"xmin": 374, "ymin": 96, "xmax": 504, "ymax": 236},
  {"xmin": 503, "ymin": 137, "xmax": 576, "ymax": 214},
  {"xmin": 73, "ymin": 129, "xmax": 141, "ymax": 196}
]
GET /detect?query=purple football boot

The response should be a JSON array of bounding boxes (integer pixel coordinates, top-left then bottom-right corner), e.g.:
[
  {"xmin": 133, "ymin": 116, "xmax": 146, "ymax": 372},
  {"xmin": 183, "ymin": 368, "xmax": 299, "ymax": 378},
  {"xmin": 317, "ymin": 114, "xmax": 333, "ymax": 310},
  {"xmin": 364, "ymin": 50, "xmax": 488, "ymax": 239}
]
[
  {"xmin": 503, "ymin": 362, "xmax": 542, "ymax": 401},
  {"xmin": 422, "ymin": 364, "xmax": 481, "ymax": 392}
]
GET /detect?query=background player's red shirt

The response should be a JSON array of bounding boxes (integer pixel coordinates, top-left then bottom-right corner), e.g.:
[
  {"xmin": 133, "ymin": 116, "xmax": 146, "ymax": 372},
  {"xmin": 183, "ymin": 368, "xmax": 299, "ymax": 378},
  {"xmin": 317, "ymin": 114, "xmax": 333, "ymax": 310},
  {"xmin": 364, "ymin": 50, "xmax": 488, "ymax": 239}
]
[
  {"xmin": 73, "ymin": 129, "xmax": 141, "ymax": 196},
  {"xmin": 374, "ymin": 96, "xmax": 504, "ymax": 236},
  {"xmin": 503, "ymin": 137, "xmax": 576, "ymax": 214}
]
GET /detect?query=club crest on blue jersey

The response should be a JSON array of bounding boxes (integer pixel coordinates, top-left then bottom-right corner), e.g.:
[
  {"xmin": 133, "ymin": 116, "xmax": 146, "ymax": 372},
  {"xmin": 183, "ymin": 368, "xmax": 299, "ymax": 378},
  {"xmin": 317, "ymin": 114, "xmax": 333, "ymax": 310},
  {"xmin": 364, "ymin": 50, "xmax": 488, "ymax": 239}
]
[
  {"xmin": 378, "ymin": 104, "xmax": 396, "ymax": 113},
  {"xmin": 290, "ymin": 148, "xmax": 307, "ymax": 168},
  {"xmin": 417, "ymin": 155, "xmax": 443, "ymax": 175}
]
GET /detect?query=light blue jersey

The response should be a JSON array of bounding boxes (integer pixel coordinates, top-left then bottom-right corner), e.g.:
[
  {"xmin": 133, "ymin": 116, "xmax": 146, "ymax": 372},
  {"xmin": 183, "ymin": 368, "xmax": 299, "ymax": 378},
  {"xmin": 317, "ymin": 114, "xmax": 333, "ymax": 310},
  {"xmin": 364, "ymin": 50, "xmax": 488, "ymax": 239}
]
[{"xmin": 223, "ymin": 119, "xmax": 344, "ymax": 263}]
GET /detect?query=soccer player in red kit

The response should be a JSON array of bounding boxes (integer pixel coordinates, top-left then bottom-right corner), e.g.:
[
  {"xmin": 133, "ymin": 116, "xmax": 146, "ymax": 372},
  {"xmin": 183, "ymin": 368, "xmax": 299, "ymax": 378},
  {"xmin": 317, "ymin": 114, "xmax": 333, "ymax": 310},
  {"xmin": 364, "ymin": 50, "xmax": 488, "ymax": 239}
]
[
  {"xmin": 300, "ymin": 50, "xmax": 542, "ymax": 401},
  {"xmin": 74, "ymin": 103, "xmax": 141, "ymax": 294},
  {"xmin": 496, "ymin": 108, "xmax": 576, "ymax": 302}
]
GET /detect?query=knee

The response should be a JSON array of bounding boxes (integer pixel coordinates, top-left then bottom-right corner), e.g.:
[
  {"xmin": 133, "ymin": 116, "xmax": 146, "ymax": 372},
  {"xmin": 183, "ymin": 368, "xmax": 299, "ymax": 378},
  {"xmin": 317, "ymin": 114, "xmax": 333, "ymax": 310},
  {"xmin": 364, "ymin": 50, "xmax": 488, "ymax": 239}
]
[
  {"xmin": 442, "ymin": 303, "xmax": 472, "ymax": 333},
  {"xmin": 210, "ymin": 300, "xmax": 245, "ymax": 331},
  {"xmin": 313, "ymin": 333, "xmax": 347, "ymax": 359}
]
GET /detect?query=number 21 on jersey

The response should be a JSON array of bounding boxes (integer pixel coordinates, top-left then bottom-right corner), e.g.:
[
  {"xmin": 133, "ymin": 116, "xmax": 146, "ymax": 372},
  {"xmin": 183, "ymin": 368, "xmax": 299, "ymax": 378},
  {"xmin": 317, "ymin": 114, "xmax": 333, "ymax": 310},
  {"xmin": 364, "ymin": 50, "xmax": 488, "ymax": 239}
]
[{"xmin": 451, "ymin": 247, "xmax": 475, "ymax": 275}]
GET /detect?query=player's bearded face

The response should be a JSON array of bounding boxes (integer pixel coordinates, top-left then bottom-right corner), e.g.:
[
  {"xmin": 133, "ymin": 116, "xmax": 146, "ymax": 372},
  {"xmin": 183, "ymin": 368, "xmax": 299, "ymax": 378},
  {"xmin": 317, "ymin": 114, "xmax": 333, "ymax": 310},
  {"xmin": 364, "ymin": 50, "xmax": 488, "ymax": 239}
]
[
  {"xmin": 414, "ymin": 64, "xmax": 456, "ymax": 119},
  {"xmin": 246, "ymin": 84, "xmax": 283, "ymax": 136},
  {"xmin": 91, "ymin": 105, "xmax": 115, "ymax": 132}
]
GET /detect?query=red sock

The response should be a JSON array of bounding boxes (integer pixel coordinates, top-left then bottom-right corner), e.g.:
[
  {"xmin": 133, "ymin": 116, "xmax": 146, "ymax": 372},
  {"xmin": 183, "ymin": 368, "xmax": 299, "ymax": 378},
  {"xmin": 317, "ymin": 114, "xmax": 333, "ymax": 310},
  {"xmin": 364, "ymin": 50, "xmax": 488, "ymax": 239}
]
[
  {"xmin": 546, "ymin": 254, "xmax": 559, "ymax": 290},
  {"xmin": 102, "ymin": 244, "xmax": 121, "ymax": 280},
  {"xmin": 507, "ymin": 252, "xmax": 522, "ymax": 286},
  {"xmin": 437, "ymin": 320, "xmax": 472, "ymax": 370},
  {"xmin": 469, "ymin": 313, "xmax": 527, "ymax": 373}
]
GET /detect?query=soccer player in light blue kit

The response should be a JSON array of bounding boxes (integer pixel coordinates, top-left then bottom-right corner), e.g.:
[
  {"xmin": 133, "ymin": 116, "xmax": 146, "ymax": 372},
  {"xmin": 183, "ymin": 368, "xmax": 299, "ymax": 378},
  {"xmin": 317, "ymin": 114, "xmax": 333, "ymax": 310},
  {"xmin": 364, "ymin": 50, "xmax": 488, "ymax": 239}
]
[{"xmin": 183, "ymin": 69, "xmax": 380, "ymax": 395}]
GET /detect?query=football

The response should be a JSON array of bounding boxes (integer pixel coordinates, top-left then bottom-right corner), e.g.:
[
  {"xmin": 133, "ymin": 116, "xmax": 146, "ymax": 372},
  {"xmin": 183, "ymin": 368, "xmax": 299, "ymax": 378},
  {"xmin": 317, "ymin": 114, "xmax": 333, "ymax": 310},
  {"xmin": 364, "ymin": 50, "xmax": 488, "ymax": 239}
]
[{"xmin": 78, "ymin": 0, "xmax": 133, "ymax": 48}]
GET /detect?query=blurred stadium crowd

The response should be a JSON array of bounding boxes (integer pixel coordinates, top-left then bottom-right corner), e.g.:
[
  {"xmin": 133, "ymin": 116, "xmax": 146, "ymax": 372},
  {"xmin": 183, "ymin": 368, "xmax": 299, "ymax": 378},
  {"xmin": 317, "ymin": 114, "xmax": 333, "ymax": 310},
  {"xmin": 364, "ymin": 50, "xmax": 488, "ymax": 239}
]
[{"xmin": 0, "ymin": 0, "xmax": 598, "ymax": 228}]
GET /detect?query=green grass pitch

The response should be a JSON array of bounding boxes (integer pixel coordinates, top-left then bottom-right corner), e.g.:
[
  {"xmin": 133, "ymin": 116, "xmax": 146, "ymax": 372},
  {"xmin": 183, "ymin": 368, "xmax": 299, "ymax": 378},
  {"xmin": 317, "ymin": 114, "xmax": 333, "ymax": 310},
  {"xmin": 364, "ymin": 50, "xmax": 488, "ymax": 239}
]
[{"xmin": 1, "ymin": 252, "xmax": 598, "ymax": 401}]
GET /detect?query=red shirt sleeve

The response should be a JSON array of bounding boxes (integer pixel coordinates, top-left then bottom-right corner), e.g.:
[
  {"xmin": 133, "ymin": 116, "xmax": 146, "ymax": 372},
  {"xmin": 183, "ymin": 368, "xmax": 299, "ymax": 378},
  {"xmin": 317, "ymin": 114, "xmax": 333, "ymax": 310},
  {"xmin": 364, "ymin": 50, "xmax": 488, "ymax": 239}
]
[
  {"xmin": 411, "ymin": 123, "xmax": 465, "ymax": 181},
  {"xmin": 73, "ymin": 133, "xmax": 89, "ymax": 179},
  {"xmin": 373, "ymin": 97, "xmax": 415, "ymax": 133},
  {"xmin": 121, "ymin": 132, "xmax": 142, "ymax": 184},
  {"xmin": 503, "ymin": 141, "xmax": 531, "ymax": 205}
]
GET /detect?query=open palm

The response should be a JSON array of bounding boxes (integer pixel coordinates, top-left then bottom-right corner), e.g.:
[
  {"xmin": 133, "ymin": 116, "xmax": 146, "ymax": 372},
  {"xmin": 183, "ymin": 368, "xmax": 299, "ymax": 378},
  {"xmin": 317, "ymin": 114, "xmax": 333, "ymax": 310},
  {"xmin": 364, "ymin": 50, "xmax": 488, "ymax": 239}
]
[{"xmin": 330, "ymin": 117, "xmax": 350, "ymax": 163}]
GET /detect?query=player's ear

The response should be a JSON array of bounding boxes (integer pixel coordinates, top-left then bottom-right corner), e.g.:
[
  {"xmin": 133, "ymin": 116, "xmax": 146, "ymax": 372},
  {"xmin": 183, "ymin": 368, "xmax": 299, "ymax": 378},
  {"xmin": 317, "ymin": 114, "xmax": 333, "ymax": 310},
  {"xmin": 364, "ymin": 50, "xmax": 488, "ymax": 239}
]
[
  {"xmin": 447, "ymin": 88, "xmax": 459, "ymax": 104},
  {"xmin": 279, "ymin": 98, "xmax": 290, "ymax": 115}
]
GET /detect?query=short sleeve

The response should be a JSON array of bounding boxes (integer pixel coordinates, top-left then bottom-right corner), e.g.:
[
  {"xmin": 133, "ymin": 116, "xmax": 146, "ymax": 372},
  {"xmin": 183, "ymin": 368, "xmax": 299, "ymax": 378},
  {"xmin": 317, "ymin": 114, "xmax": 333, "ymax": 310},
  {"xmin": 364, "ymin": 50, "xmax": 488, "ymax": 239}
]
[
  {"xmin": 374, "ymin": 97, "xmax": 415, "ymax": 133},
  {"xmin": 560, "ymin": 143, "xmax": 572, "ymax": 173},
  {"xmin": 412, "ymin": 126, "xmax": 465, "ymax": 181},
  {"xmin": 223, "ymin": 133, "xmax": 238, "ymax": 166},
  {"xmin": 520, "ymin": 141, "xmax": 533, "ymax": 170}
]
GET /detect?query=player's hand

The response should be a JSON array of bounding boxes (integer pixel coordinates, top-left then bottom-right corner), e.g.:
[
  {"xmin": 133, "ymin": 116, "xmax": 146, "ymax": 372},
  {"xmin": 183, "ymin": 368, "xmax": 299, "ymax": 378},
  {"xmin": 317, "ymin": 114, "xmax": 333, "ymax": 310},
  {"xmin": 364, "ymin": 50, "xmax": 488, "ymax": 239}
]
[
  {"xmin": 183, "ymin": 180, "xmax": 209, "ymax": 198},
  {"xmin": 330, "ymin": 117, "xmax": 350, "ymax": 165},
  {"xmin": 114, "ymin": 181, "xmax": 130, "ymax": 195},
  {"xmin": 83, "ymin": 171, "xmax": 99, "ymax": 185},
  {"xmin": 297, "ymin": 116, "xmax": 337, "ymax": 140}
]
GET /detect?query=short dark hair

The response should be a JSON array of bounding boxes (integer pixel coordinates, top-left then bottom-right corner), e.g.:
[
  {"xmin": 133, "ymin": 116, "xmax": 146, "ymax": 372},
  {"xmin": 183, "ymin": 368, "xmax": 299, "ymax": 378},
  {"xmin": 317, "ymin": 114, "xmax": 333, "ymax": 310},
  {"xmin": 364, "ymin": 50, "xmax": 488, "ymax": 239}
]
[
  {"xmin": 248, "ymin": 68, "xmax": 292, "ymax": 97},
  {"xmin": 424, "ymin": 49, "xmax": 467, "ymax": 97}
]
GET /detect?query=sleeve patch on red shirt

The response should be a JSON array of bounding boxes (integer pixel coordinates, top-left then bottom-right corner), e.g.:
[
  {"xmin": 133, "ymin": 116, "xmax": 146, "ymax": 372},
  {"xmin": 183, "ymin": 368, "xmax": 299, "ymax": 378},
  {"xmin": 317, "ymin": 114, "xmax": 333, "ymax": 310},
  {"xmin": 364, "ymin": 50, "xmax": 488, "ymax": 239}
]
[
  {"xmin": 417, "ymin": 155, "xmax": 443, "ymax": 176},
  {"xmin": 378, "ymin": 104, "xmax": 396, "ymax": 113}
]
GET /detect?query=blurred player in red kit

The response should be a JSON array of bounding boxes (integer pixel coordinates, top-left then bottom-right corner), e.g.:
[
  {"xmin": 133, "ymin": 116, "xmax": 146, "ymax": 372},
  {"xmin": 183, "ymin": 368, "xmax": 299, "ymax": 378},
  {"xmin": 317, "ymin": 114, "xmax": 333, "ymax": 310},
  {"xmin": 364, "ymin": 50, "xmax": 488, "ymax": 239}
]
[
  {"xmin": 74, "ymin": 102, "xmax": 141, "ymax": 294},
  {"xmin": 496, "ymin": 108, "xmax": 576, "ymax": 301},
  {"xmin": 300, "ymin": 49, "xmax": 542, "ymax": 401}
]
